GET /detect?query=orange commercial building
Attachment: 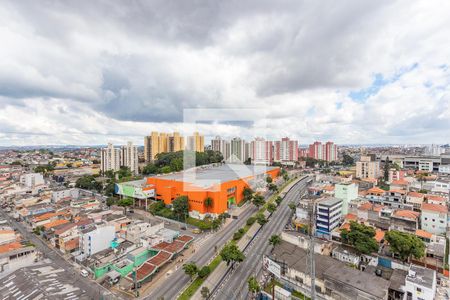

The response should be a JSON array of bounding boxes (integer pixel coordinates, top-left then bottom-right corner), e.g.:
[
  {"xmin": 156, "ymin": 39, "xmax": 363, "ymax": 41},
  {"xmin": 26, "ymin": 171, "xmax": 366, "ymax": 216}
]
[{"xmin": 145, "ymin": 164, "xmax": 280, "ymax": 218}]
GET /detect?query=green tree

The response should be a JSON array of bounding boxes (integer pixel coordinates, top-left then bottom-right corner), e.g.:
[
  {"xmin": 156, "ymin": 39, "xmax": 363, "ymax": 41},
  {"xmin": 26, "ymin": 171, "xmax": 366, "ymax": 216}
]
[
  {"xmin": 211, "ymin": 218, "xmax": 222, "ymax": 231},
  {"xmin": 220, "ymin": 243, "xmax": 245, "ymax": 266},
  {"xmin": 117, "ymin": 166, "xmax": 132, "ymax": 179},
  {"xmin": 106, "ymin": 197, "xmax": 116, "ymax": 207},
  {"xmin": 117, "ymin": 198, "xmax": 134, "ymax": 214},
  {"xmin": 384, "ymin": 157, "xmax": 390, "ymax": 182},
  {"xmin": 342, "ymin": 153, "xmax": 354, "ymax": 166},
  {"xmin": 340, "ymin": 221, "xmax": 379, "ymax": 255},
  {"xmin": 182, "ymin": 262, "xmax": 198, "ymax": 281},
  {"xmin": 160, "ymin": 166, "xmax": 172, "ymax": 174},
  {"xmin": 256, "ymin": 213, "xmax": 267, "ymax": 226},
  {"xmin": 170, "ymin": 158, "xmax": 183, "ymax": 172},
  {"xmin": 172, "ymin": 196, "xmax": 189, "ymax": 221},
  {"xmin": 198, "ymin": 266, "xmax": 211, "ymax": 278},
  {"xmin": 246, "ymin": 217, "xmax": 256, "ymax": 226},
  {"xmin": 204, "ymin": 197, "xmax": 213, "ymax": 213},
  {"xmin": 142, "ymin": 163, "xmax": 159, "ymax": 175},
  {"xmin": 283, "ymin": 173, "xmax": 289, "ymax": 182},
  {"xmin": 247, "ymin": 276, "xmax": 261, "ymax": 296},
  {"xmin": 34, "ymin": 164, "xmax": 55, "ymax": 174},
  {"xmin": 200, "ymin": 286, "xmax": 210, "ymax": 299},
  {"xmin": 104, "ymin": 181, "xmax": 116, "ymax": 196},
  {"xmin": 269, "ymin": 234, "xmax": 281, "ymax": 247},
  {"xmin": 66, "ymin": 163, "xmax": 73, "ymax": 168},
  {"xmin": 268, "ymin": 183, "xmax": 278, "ymax": 192},
  {"xmin": 75, "ymin": 175, "xmax": 102, "ymax": 192},
  {"xmin": 104, "ymin": 170, "xmax": 115, "ymax": 179},
  {"xmin": 275, "ymin": 196, "xmax": 283, "ymax": 206},
  {"xmin": 266, "ymin": 176, "xmax": 273, "ymax": 184},
  {"xmin": 267, "ymin": 203, "xmax": 277, "ymax": 213},
  {"xmin": 243, "ymin": 187, "xmax": 254, "ymax": 201},
  {"xmin": 385, "ymin": 230, "xmax": 425, "ymax": 261},
  {"xmin": 252, "ymin": 194, "xmax": 265, "ymax": 208},
  {"xmin": 288, "ymin": 202, "xmax": 296, "ymax": 211}
]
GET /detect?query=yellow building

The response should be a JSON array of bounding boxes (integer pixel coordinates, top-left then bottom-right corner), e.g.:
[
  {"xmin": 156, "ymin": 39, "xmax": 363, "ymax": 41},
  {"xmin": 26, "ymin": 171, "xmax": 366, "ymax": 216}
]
[
  {"xmin": 144, "ymin": 131, "xmax": 187, "ymax": 161},
  {"xmin": 187, "ymin": 132, "xmax": 204, "ymax": 152}
]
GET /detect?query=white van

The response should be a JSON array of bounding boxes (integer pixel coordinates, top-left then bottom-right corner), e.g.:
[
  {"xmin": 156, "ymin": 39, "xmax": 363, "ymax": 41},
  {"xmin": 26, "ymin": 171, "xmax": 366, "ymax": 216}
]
[{"xmin": 80, "ymin": 269, "xmax": 89, "ymax": 277}]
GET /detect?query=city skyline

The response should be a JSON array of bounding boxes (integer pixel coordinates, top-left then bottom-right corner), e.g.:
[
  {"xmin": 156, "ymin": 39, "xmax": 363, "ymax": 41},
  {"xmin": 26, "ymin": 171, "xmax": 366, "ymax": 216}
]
[{"xmin": 1, "ymin": 1, "xmax": 450, "ymax": 146}]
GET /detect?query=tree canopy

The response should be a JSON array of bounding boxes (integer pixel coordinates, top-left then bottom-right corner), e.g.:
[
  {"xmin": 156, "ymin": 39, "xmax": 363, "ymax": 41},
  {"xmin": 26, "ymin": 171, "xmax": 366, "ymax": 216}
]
[
  {"xmin": 182, "ymin": 262, "xmax": 198, "ymax": 280},
  {"xmin": 269, "ymin": 234, "xmax": 281, "ymax": 246},
  {"xmin": 385, "ymin": 230, "xmax": 425, "ymax": 261},
  {"xmin": 220, "ymin": 243, "xmax": 245, "ymax": 266},
  {"xmin": 342, "ymin": 153, "xmax": 354, "ymax": 166},
  {"xmin": 172, "ymin": 196, "xmax": 189, "ymax": 221},
  {"xmin": 340, "ymin": 221, "xmax": 379, "ymax": 255},
  {"xmin": 143, "ymin": 150, "xmax": 224, "ymax": 175},
  {"xmin": 247, "ymin": 276, "xmax": 261, "ymax": 294},
  {"xmin": 252, "ymin": 194, "xmax": 265, "ymax": 207},
  {"xmin": 75, "ymin": 175, "xmax": 102, "ymax": 192}
]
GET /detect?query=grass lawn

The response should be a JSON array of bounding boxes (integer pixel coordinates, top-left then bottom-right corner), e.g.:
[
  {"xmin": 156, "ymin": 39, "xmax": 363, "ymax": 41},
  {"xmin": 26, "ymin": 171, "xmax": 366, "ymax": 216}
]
[{"xmin": 186, "ymin": 217, "xmax": 213, "ymax": 230}]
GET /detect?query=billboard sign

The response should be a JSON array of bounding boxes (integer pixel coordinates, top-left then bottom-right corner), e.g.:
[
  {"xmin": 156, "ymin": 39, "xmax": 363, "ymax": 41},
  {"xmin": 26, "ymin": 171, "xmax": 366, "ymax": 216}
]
[{"xmin": 263, "ymin": 255, "xmax": 281, "ymax": 278}]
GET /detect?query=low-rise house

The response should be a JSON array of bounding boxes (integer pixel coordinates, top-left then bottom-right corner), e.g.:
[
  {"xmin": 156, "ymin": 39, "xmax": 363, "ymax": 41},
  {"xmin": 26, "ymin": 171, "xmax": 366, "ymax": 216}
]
[
  {"xmin": 425, "ymin": 194, "xmax": 447, "ymax": 206},
  {"xmin": 406, "ymin": 191, "xmax": 425, "ymax": 211},
  {"xmin": 79, "ymin": 225, "xmax": 116, "ymax": 258},
  {"xmin": 390, "ymin": 179, "xmax": 409, "ymax": 191},
  {"xmin": 390, "ymin": 210, "xmax": 420, "ymax": 233},
  {"xmin": 0, "ymin": 228, "xmax": 17, "ymax": 245},
  {"xmin": 384, "ymin": 190, "xmax": 409, "ymax": 209},
  {"xmin": 404, "ymin": 265, "xmax": 436, "ymax": 300},
  {"xmin": 0, "ymin": 245, "xmax": 36, "ymax": 273},
  {"xmin": 280, "ymin": 230, "xmax": 334, "ymax": 255},
  {"xmin": 125, "ymin": 221, "xmax": 164, "ymax": 244},
  {"xmin": 268, "ymin": 240, "xmax": 390, "ymax": 300},
  {"xmin": 421, "ymin": 203, "xmax": 448, "ymax": 235},
  {"xmin": 332, "ymin": 245, "xmax": 360, "ymax": 266}
]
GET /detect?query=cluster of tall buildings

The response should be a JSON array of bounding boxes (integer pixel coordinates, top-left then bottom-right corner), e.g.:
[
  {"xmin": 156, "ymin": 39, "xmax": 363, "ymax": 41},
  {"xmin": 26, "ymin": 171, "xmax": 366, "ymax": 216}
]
[
  {"xmin": 144, "ymin": 131, "xmax": 204, "ymax": 162},
  {"xmin": 211, "ymin": 136, "xmax": 301, "ymax": 165},
  {"xmin": 306, "ymin": 141, "xmax": 338, "ymax": 162},
  {"xmin": 100, "ymin": 142, "xmax": 139, "ymax": 175}
]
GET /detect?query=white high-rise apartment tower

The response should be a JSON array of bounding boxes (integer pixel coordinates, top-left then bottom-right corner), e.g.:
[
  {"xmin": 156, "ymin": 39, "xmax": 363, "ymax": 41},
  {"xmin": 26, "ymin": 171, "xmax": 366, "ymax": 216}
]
[{"xmin": 121, "ymin": 142, "xmax": 139, "ymax": 175}]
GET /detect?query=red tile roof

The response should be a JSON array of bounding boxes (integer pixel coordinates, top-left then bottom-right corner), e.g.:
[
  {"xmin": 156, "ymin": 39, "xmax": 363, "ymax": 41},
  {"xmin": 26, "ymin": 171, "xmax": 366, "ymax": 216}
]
[
  {"xmin": 421, "ymin": 203, "xmax": 448, "ymax": 213},
  {"xmin": 0, "ymin": 242, "xmax": 22, "ymax": 254},
  {"xmin": 391, "ymin": 179, "xmax": 408, "ymax": 186},
  {"xmin": 408, "ymin": 191, "xmax": 424, "ymax": 198},
  {"xmin": 43, "ymin": 219, "xmax": 69, "ymax": 230},
  {"xmin": 345, "ymin": 213, "xmax": 358, "ymax": 221},
  {"xmin": 426, "ymin": 195, "xmax": 446, "ymax": 202},
  {"xmin": 393, "ymin": 210, "xmax": 420, "ymax": 220},
  {"xmin": 415, "ymin": 229, "xmax": 433, "ymax": 239},
  {"xmin": 375, "ymin": 229, "xmax": 385, "ymax": 243},
  {"xmin": 367, "ymin": 187, "xmax": 385, "ymax": 195}
]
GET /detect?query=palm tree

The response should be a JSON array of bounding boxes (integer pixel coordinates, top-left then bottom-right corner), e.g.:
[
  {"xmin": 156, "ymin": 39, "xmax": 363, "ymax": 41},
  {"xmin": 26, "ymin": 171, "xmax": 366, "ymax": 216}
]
[{"xmin": 204, "ymin": 197, "xmax": 213, "ymax": 213}]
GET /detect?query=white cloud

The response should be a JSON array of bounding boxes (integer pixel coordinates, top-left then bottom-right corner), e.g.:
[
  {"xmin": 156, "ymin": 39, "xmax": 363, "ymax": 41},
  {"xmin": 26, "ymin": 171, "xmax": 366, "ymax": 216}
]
[{"xmin": 0, "ymin": 0, "xmax": 449, "ymax": 146}]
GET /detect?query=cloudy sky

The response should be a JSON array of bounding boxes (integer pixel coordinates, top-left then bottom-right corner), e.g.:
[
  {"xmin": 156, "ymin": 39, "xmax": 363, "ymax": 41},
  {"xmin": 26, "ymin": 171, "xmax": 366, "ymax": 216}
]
[{"xmin": 1, "ymin": 0, "xmax": 449, "ymax": 146}]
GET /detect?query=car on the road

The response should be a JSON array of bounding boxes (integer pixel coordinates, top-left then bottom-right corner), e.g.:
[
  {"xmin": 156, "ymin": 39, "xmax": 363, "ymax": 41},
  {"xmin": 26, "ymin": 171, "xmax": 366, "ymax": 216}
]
[
  {"xmin": 80, "ymin": 269, "xmax": 89, "ymax": 277},
  {"xmin": 192, "ymin": 228, "xmax": 202, "ymax": 234}
]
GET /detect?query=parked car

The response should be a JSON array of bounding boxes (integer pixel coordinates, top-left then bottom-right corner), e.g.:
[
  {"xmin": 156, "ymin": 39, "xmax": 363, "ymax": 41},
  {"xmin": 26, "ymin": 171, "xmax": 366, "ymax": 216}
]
[{"xmin": 80, "ymin": 269, "xmax": 89, "ymax": 277}]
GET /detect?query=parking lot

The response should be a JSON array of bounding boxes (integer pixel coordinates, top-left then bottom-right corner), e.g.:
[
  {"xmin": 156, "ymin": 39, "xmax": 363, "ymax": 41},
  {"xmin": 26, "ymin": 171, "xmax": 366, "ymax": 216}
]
[{"xmin": 0, "ymin": 263, "xmax": 94, "ymax": 300}]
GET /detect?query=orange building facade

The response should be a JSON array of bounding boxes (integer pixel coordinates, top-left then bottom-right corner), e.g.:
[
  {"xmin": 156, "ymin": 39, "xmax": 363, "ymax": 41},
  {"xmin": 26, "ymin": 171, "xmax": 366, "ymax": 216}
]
[{"xmin": 146, "ymin": 167, "xmax": 280, "ymax": 218}]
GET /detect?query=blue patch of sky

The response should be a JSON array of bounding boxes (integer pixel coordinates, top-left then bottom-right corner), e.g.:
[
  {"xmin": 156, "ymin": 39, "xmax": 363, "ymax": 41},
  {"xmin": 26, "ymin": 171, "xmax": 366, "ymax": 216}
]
[{"xmin": 349, "ymin": 62, "xmax": 418, "ymax": 102}]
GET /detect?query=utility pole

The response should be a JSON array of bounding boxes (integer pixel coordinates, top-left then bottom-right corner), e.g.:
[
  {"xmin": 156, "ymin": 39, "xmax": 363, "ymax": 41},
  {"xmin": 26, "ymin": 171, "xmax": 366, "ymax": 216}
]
[{"xmin": 308, "ymin": 201, "xmax": 316, "ymax": 300}]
